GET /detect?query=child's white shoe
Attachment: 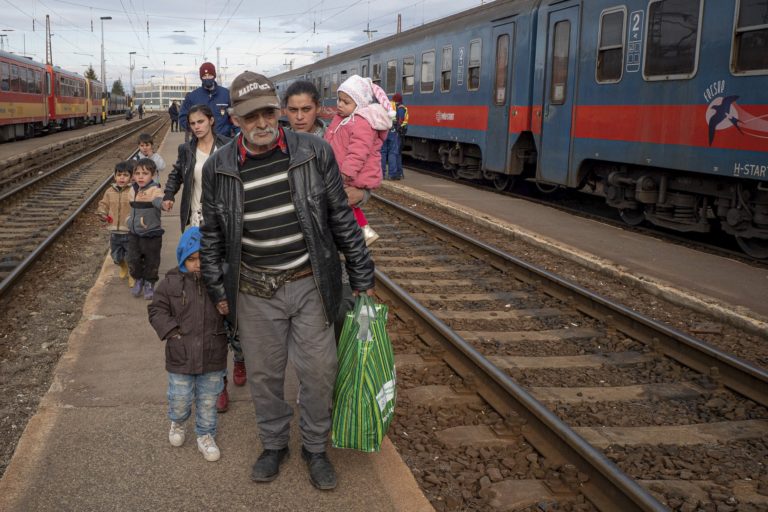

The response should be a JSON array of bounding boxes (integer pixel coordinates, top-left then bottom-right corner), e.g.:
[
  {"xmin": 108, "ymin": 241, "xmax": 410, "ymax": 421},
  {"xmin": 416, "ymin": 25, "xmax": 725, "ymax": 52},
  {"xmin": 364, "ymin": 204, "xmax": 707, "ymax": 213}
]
[
  {"xmin": 197, "ymin": 434, "xmax": 220, "ymax": 462},
  {"xmin": 168, "ymin": 421, "xmax": 185, "ymax": 447},
  {"xmin": 362, "ymin": 224, "xmax": 379, "ymax": 246}
]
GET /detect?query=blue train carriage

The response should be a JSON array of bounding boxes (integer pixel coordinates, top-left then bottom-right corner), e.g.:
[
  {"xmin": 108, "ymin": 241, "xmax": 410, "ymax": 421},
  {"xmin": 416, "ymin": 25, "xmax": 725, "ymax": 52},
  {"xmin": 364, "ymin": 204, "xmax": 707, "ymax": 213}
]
[
  {"xmin": 270, "ymin": 0, "xmax": 541, "ymax": 190},
  {"xmin": 533, "ymin": 0, "xmax": 768, "ymax": 257}
]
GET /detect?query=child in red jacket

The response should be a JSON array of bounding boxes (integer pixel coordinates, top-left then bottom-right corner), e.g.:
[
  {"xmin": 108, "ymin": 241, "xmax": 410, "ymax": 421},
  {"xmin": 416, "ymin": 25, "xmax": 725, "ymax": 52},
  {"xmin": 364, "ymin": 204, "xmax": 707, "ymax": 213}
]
[{"xmin": 325, "ymin": 75, "xmax": 393, "ymax": 245}]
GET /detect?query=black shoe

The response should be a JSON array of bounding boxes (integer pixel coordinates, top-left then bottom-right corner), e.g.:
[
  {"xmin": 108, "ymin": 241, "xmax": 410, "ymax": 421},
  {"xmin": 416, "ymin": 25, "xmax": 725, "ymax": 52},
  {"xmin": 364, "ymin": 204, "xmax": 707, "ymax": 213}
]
[
  {"xmin": 301, "ymin": 446, "xmax": 337, "ymax": 490},
  {"xmin": 251, "ymin": 447, "xmax": 289, "ymax": 482}
]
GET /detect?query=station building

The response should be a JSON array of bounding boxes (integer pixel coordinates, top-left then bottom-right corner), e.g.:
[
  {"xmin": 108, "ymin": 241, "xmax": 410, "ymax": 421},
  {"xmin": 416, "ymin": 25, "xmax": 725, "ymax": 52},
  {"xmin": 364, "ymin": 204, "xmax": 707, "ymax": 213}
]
[{"xmin": 133, "ymin": 80, "xmax": 196, "ymax": 110}]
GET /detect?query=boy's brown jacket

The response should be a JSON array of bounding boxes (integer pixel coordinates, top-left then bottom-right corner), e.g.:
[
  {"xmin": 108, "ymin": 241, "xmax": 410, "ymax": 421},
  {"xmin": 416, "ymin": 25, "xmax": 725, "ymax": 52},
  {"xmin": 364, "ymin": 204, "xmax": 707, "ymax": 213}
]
[
  {"xmin": 148, "ymin": 268, "xmax": 228, "ymax": 375},
  {"xmin": 96, "ymin": 183, "xmax": 132, "ymax": 232}
]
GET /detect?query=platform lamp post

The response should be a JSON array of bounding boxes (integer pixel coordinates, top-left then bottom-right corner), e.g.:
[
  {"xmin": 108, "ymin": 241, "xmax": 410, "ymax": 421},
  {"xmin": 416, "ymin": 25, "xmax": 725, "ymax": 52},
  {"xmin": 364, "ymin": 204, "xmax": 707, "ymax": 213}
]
[
  {"xmin": 129, "ymin": 51, "xmax": 136, "ymax": 97},
  {"xmin": 99, "ymin": 16, "xmax": 112, "ymax": 86}
]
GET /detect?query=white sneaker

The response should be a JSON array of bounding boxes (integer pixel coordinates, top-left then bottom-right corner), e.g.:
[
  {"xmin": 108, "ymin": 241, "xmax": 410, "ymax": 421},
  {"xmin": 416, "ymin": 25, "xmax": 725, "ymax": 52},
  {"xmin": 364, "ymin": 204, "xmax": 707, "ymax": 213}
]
[
  {"xmin": 169, "ymin": 421, "xmax": 185, "ymax": 447},
  {"xmin": 197, "ymin": 434, "xmax": 221, "ymax": 462},
  {"xmin": 362, "ymin": 224, "xmax": 379, "ymax": 246}
]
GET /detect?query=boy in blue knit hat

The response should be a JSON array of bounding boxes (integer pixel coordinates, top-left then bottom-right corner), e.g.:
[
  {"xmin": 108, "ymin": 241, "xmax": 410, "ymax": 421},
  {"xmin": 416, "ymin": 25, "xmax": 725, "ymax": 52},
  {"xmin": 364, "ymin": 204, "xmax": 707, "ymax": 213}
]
[{"xmin": 148, "ymin": 227, "xmax": 228, "ymax": 462}]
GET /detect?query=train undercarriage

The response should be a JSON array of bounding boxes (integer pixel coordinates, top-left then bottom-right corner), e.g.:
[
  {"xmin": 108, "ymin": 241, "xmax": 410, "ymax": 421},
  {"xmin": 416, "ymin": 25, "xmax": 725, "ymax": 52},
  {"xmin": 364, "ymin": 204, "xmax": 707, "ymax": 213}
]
[
  {"xmin": 402, "ymin": 135, "xmax": 768, "ymax": 259},
  {"xmin": 597, "ymin": 164, "xmax": 768, "ymax": 258}
]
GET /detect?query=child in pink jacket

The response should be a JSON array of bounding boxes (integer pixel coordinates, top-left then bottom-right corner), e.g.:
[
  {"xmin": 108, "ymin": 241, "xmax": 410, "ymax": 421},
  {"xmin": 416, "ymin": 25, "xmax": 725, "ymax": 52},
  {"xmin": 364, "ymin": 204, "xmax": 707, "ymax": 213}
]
[{"xmin": 325, "ymin": 75, "xmax": 393, "ymax": 245}]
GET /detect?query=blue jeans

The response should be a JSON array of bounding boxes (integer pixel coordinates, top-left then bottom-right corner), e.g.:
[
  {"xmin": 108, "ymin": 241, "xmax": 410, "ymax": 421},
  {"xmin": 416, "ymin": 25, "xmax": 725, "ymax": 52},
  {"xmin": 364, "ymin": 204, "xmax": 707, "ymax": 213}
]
[
  {"xmin": 381, "ymin": 131, "xmax": 401, "ymax": 179},
  {"xmin": 167, "ymin": 370, "xmax": 225, "ymax": 436}
]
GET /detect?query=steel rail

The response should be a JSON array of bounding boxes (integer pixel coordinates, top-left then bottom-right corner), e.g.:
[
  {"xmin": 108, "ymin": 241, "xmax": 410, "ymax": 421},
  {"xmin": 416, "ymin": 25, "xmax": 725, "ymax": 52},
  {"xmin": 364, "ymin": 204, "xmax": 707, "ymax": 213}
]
[
  {"xmin": 374, "ymin": 271, "xmax": 667, "ymax": 512},
  {"xmin": 0, "ymin": 120, "xmax": 166, "ymax": 298},
  {"xmin": 0, "ymin": 117, "xmax": 157, "ymax": 203},
  {"xmin": 374, "ymin": 194, "xmax": 768, "ymax": 407}
]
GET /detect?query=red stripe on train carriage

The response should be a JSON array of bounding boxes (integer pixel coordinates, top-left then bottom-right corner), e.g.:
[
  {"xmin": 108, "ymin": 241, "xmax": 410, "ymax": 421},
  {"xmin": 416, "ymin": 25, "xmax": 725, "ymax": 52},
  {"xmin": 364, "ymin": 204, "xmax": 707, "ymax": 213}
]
[{"xmin": 572, "ymin": 104, "xmax": 768, "ymax": 152}]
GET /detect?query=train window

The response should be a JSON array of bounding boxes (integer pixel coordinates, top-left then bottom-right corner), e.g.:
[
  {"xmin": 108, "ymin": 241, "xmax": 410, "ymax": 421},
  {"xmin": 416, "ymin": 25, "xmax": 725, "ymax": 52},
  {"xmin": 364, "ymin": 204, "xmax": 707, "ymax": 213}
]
[
  {"xmin": 732, "ymin": 0, "xmax": 768, "ymax": 74},
  {"xmin": 331, "ymin": 72, "xmax": 338, "ymax": 95},
  {"xmin": 19, "ymin": 68, "xmax": 28, "ymax": 93},
  {"xmin": 361, "ymin": 62, "xmax": 369, "ymax": 78},
  {"xmin": 421, "ymin": 50, "xmax": 435, "ymax": 93},
  {"xmin": 0, "ymin": 63, "xmax": 8, "ymax": 91},
  {"xmin": 550, "ymin": 21, "xmax": 570, "ymax": 105},
  {"xmin": 36, "ymin": 71, "xmax": 43, "ymax": 94},
  {"xmin": 644, "ymin": 0, "xmax": 703, "ymax": 80},
  {"xmin": 402, "ymin": 56, "xmax": 415, "ymax": 94},
  {"xmin": 323, "ymin": 74, "xmax": 329, "ymax": 99},
  {"xmin": 596, "ymin": 8, "xmax": 626, "ymax": 83},
  {"xmin": 10, "ymin": 65, "xmax": 20, "ymax": 92},
  {"xmin": 441, "ymin": 46, "xmax": 452, "ymax": 92},
  {"xmin": 372, "ymin": 63, "xmax": 382, "ymax": 86},
  {"xmin": 26, "ymin": 68, "xmax": 36, "ymax": 93},
  {"xmin": 468, "ymin": 39, "xmax": 481, "ymax": 91},
  {"xmin": 494, "ymin": 33, "xmax": 511, "ymax": 105},
  {"xmin": 386, "ymin": 59, "xmax": 397, "ymax": 94}
]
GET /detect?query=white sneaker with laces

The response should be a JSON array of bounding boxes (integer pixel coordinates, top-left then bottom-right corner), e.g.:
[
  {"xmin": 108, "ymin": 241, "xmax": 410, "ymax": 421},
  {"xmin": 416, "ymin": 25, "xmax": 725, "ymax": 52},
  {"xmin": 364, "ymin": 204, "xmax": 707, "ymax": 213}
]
[
  {"xmin": 197, "ymin": 434, "xmax": 221, "ymax": 462},
  {"xmin": 169, "ymin": 421, "xmax": 185, "ymax": 447}
]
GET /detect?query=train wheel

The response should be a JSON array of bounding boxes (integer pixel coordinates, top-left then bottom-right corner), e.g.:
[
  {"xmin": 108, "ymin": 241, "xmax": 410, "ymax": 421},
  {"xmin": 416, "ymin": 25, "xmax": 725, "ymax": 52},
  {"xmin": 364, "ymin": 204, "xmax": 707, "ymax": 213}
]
[
  {"xmin": 619, "ymin": 208, "xmax": 645, "ymax": 226},
  {"xmin": 535, "ymin": 182, "xmax": 559, "ymax": 194},
  {"xmin": 493, "ymin": 174, "xmax": 513, "ymax": 191},
  {"xmin": 736, "ymin": 236, "xmax": 768, "ymax": 259}
]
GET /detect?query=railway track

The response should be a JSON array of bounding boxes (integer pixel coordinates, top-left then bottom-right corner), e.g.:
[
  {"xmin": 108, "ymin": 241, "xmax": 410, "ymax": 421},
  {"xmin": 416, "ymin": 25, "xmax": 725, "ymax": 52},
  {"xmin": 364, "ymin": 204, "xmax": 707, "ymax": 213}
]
[
  {"xmin": 0, "ymin": 117, "xmax": 166, "ymax": 297},
  {"xmin": 405, "ymin": 163, "xmax": 768, "ymax": 267},
  {"xmin": 367, "ymin": 195, "xmax": 768, "ymax": 511}
]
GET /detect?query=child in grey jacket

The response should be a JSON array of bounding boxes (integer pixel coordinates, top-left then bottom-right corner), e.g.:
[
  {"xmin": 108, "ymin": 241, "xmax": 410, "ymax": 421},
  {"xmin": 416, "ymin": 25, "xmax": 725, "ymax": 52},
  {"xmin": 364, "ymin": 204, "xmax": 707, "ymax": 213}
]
[
  {"xmin": 148, "ymin": 227, "xmax": 228, "ymax": 462},
  {"xmin": 127, "ymin": 158, "xmax": 164, "ymax": 299}
]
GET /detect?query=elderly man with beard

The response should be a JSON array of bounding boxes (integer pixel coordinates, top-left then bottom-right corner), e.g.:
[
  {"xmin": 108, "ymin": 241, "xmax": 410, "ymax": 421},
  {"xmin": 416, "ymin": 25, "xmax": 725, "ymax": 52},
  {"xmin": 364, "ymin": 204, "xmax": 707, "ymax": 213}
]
[{"xmin": 199, "ymin": 71, "xmax": 375, "ymax": 491}]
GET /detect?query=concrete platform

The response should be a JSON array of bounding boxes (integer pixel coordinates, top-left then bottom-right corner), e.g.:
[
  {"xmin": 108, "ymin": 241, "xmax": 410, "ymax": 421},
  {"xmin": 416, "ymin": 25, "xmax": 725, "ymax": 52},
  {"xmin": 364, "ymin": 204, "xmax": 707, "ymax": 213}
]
[
  {"xmin": 382, "ymin": 173, "xmax": 768, "ymax": 332},
  {"xmin": 0, "ymin": 131, "xmax": 433, "ymax": 512}
]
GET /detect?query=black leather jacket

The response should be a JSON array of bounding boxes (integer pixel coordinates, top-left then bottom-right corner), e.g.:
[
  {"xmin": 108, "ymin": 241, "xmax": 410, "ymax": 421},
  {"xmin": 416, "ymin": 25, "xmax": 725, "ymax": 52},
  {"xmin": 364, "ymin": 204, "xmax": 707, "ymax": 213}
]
[
  {"xmin": 199, "ymin": 130, "xmax": 375, "ymax": 326},
  {"xmin": 163, "ymin": 134, "xmax": 230, "ymax": 230}
]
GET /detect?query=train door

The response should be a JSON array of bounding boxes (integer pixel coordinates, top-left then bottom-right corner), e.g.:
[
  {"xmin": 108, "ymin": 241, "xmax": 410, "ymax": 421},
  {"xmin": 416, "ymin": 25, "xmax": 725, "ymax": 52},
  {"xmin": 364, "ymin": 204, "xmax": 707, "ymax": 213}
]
[
  {"xmin": 538, "ymin": 5, "xmax": 579, "ymax": 185},
  {"xmin": 360, "ymin": 57, "xmax": 370, "ymax": 78},
  {"xmin": 485, "ymin": 21, "xmax": 515, "ymax": 173}
]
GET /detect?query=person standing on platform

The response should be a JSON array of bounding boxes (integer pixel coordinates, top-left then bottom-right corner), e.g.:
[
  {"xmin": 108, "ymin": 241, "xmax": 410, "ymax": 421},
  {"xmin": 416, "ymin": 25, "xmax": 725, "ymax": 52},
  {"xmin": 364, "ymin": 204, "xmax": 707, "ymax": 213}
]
[
  {"xmin": 132, "ymin": 133, "xmax": 166, "ymax": 184},
  {"xmin": 162, "ymin": 104, "xmax": 242, "ymax": 413},
  {"xmin": 138, "ymin": 103, "xmax": 145, "ymax": 120},
  {"xmin": 199, "ymin": 71, "xmax": 375, "ymax": 490},
  {"xmin": 168, "ymin": 101, "xmax": 179, "ymax": 132},
  {"xmin": 148, "ymin": 226, "xmax": 228, "ymax": 463},
  {"xmin": 381, "ymin": 92, "xmax": 408, "ymax": 180},
  {"xmin": 282, "ymin": 80, "xmax": 356, "ymax": 339},
  {"xmin": 179, "ymin": 62, "xmax": 234, "ymax": 138},
  {"xmin": 97, "ymin": 161, "xmax": 134, "ymax": 288},
  {"xmin": 126, "ymin": 158, "xmax": 164, "ymax": 300}
]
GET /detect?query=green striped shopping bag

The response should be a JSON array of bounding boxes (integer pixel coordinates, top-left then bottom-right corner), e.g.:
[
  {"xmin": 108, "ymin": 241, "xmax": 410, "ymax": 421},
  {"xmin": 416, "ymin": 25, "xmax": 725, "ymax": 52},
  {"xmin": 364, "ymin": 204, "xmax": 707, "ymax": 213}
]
[{"xmin": 331, "ymin": 295, "xmax": 396, "ymax": 452}]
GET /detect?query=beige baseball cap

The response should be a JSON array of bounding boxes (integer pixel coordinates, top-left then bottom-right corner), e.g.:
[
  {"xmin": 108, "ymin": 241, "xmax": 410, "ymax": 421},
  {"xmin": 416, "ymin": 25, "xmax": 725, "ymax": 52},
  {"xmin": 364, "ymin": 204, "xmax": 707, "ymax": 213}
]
[{"xmin": 229, "ymin": 71, "xmax": 280, "ymax": 117}]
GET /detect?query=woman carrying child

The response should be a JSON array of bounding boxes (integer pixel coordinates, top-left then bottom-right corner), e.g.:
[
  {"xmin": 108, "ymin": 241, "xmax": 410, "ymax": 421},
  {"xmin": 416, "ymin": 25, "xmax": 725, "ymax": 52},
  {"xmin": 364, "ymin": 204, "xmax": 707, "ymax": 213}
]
[{"xmin": 324, "ymin": 74, "xmax": 393, "ymax": 246}]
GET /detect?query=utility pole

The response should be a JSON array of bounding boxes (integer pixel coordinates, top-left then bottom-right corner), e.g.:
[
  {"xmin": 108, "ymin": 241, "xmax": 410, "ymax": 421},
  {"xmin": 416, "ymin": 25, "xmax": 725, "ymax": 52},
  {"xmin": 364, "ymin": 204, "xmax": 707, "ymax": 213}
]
[
  {"xmin": 45, "ymin": 15, "xmax": 53, "ymax": 65},
  {"xmin": 100, "ymin": 16, "xmax": 112, "ymax": 85},
  {"xmin": 129, "ymin": 51, "xmax": 136, "ymax": 97}
]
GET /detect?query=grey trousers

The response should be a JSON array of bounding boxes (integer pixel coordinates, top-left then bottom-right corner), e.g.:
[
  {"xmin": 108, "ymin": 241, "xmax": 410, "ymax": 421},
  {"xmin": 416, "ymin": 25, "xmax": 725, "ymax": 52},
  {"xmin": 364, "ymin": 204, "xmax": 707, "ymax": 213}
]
[{"xmin": 237, "ymin": 277, "xmax": 337, "ymax": 453}]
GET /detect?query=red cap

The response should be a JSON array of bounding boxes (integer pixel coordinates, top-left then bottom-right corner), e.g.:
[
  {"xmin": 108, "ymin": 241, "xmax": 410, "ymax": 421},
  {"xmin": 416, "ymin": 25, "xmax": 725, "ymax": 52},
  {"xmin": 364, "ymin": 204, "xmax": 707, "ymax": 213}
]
[
  {"xmin": 199, "ymin": 62, "xmax": 216, "ymax": 79},
  {"xmin": 393, "ymin": 92, "xmax": 402, "ymax": 103}
]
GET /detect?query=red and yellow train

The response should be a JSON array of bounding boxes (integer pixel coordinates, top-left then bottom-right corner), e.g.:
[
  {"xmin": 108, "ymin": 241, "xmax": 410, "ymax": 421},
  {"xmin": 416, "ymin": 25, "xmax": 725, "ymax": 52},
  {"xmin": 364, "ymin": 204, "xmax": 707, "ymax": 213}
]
[{"xmin": 0, "ymin": 50, "xmax": 128, "ymax": 142}]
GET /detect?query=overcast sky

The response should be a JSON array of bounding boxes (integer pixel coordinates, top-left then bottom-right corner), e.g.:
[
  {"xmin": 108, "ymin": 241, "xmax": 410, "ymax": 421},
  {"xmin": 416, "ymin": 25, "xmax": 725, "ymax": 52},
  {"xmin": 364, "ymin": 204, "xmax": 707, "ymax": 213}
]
[{"xmin": 1, "ymin": 0, "xmax": 491, "ymax": 91}]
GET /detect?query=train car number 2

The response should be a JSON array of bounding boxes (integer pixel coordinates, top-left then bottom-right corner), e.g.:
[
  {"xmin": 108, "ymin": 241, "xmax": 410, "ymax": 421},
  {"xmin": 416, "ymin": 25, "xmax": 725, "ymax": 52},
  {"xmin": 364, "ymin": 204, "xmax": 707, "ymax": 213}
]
[{"xmin": 626, "ymin": 10, "xmax": 644, "ymax": 73}]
